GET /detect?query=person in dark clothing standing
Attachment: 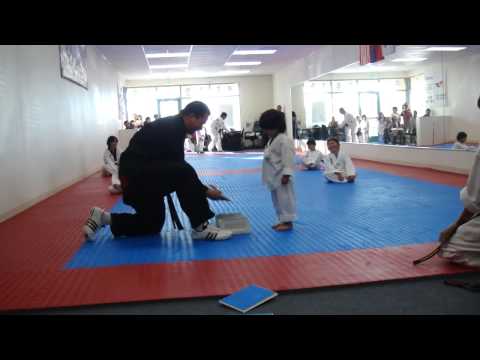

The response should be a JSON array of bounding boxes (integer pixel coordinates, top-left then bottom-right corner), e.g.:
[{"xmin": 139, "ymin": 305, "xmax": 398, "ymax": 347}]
[{"xmin": 83, "ymin": 101, "xmax": 233, "ymax": 242}]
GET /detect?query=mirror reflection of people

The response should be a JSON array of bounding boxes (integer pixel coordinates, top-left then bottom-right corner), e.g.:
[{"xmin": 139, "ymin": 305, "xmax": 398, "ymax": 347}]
[
  {"xmin": 401, "ymin": 103, "xmax": 412, "ymax": 131},
  {"xmin": 324, "ymin": 137, "xmax": 356, "ymax": 183},
  {"xmin": 423, "ymin": 108, "xmax": 431, "ymax": 118},
  {"xmin": 260, "ymin": 109, "xmax": 296, "ymax": 232},
  {"xmin": 302, "ymin": 138, "xmax": 324, "ymax": 170},
  {"xmin": 276, "ymin": 105, "xmax": 283, "ymax": 112},
  {"xmin": 356, "ymin": 116, "xmax": 363, "ymax": 143},
  {"xmin": 377, "ymin": 112, "xmax": 386, "ymax": 143},
  {"xmin": 339, "ymin": 108, "xmax": 357, "ymax": 143},
  {"xmin": 328, "ymin": 116, "xmax": 338, "ymax": 137},
  {"xmin": 210, "ymin": 112, "xmax": 228, "ymax": 152},
  {"xmin": 391, "ymin": 107, "xmax": 401, "ymax": 128},
  {"xmin": 103, "ymin": 136, "xmax": 123, "ymax": 194},
  {"xmin": 437, "ymin": 96, "xmax": 480, "ymax": 266},
  {"xmin": 362, "ymin": 115, "xmax": 369, "ymax": 142},
  {"xmin": 83, "ymin": 101, "xmax": 233, "ymax": 242}
]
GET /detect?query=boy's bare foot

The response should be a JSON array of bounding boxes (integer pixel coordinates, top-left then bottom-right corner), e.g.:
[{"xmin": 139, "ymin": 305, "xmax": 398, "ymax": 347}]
[
  {"xmin": 275, "ymin": 222, "xmax": 293, "ymax": 232},
  {"xmin": 272, "ymin": 223, "xmax": 282, "ymax": 229}
]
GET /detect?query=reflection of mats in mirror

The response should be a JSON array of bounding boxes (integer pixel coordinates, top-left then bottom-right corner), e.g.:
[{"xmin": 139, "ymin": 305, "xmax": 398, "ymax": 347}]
[{"xmin": 216, "ymin": 213, "xmax": 251, "ymax": 235}]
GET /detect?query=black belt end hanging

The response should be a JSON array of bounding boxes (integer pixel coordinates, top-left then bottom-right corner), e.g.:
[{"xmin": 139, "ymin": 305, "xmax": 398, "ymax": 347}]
[{"xmin": 166, "ymin": 193, "xmax": 184, "ymax": 230}]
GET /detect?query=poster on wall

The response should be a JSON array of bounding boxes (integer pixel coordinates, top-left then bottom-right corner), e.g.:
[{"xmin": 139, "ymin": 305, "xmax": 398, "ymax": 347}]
[
  {"xmin": 425, "ymin": 71, "xmax": 447, "ymax": 107},
  {"xmin": 59, "ymin": 45, "xmax": 88, "ymax": 89}
]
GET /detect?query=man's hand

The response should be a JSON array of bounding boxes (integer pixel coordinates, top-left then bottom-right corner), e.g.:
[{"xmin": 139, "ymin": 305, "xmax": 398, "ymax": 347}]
[
  {"xmin": 281, "ymin": 175, "xmax": 290, "ymax": 185},
  {"xmin": 438, "ymin": 223, "xmax": 459, "ymax": 244},
  {"xmin": 206, "ymin": 185, "xmax": 230, "ymax": 201}
]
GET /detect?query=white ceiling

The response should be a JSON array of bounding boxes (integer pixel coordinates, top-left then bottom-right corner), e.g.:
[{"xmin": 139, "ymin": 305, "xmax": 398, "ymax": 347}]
[{"xmin": 96, "ymin": 45, "xmax": 322, "ymax": 80}]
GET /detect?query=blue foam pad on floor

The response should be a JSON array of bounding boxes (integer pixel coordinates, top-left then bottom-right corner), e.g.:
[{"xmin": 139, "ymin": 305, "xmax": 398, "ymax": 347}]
[{"xmin": 65, "ymin": 156, "xmax": 463, "ymax": 269}]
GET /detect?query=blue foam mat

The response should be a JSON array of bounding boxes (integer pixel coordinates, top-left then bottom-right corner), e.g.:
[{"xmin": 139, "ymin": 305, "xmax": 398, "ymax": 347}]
[{"xmin": 66, "ymin": 155, "xmax": 463, "ymax": 269}]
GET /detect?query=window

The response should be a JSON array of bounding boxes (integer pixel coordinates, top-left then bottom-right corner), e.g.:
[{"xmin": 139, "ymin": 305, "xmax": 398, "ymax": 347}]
[{"xmin": 126, "ymin": 83, "xmax": 241, "ymax": 133}]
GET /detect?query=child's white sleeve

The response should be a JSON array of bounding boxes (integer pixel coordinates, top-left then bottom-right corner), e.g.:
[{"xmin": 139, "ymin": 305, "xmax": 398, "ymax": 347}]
[{"xmin": 281, "ymin": 138, "xmax": 296, "ymax": 176}]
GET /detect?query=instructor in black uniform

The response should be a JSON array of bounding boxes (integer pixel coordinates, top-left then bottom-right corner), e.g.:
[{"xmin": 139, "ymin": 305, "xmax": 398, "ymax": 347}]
[{"xmin": 83, "ymin": 101, "xmax": 233, "ymax": 241}]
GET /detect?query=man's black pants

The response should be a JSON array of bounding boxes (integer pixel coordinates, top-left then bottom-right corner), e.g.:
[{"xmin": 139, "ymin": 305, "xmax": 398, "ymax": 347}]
[{"xmin": 111, "ymin": 157, "xmax": 214, "ymax": 237}]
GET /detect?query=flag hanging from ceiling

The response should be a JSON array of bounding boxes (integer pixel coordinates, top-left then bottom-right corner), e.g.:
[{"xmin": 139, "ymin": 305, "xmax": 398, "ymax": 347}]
[{"xmin": 359, "ymin": 45, "xmax": 385, "ymax": 65}]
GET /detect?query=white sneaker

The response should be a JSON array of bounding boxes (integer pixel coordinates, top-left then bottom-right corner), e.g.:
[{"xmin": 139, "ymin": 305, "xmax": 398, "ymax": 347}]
[
  {"xmin": 191, "ymin": 223, "xmax": 233, "ymax": 241},
  {"xmin": 108, "ymin": 184, "xmax": 122, "ymax": 194},
  {"xmin": 83, "ymin": 207, "xmax": 105, "ymax": 241}
]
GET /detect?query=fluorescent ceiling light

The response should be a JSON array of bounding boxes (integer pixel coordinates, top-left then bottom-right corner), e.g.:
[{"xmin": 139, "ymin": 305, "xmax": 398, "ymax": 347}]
[
  {"xmin": 149, "ymin": 64, "xmax": 188, "ymax": 69},
  {"xmin": 232, "ymin": 49, "xmax": 277, "ymax": 55},
  {"xmin": 225, "ymin": 61, "xmax": 261, "ymax": 66},
  {"xmin": 392, "ymin": 58, "xmax": 427, "ymax": 62},
  {"xmin": 145, "ymin": 52, "xmax": 190, "ymax": 58},
  {"xmin": 425, "ymin": 46, "xmax": 467, "ymax": 52},
  {"xmin": 217, "ymin": 70, "xmax": 251, "ymax": 75}
]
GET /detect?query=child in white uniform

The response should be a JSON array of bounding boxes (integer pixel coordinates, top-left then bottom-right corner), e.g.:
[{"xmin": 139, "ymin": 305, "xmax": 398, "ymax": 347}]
[
  {"xmin": 452, "ymin": 131, "xmax": 477, "ymax": 151},
  {"xmin": 302, "ymin": 138, "xmax": 324, "ymax": 170},
  {"xmin": 103, "ymin": 136, "xmax": 123, "ymax": 194},
  {"xmin": 324, "ymin": 137, "xmax": 356, "ymax": 183},
  {"xmin": 260, "ymin": 109, "xmax": 297, "ymax": 232}
]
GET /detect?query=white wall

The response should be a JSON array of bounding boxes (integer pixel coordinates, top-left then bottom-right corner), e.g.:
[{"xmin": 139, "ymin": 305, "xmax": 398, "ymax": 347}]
[
  {"xmin": 125, "ymin": 75, "xmax": 273, "ymax": 131},
  {"xmin": 0, "ymin": 45, "xmax": 121, "ymax": 222},
  {"xmin": 291, "ymin": 84, "xmax": 305, "ymax": 127}
]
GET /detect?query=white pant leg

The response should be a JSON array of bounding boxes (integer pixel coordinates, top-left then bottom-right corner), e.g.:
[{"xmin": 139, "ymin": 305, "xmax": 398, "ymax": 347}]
[
  {"xmin": 438, "ymin": 215, "xmax": 480, "ymax": 266},
  {"xmin": 350, "ymin": 128, "xmax": 356, "ymax": 143},
  {"xmin": 324, "ymin": 172, "xmax": 347, "ymax": 183},
  {"xmin": 103, "ymin": 164, "xmax": 120, "ymax": 186},
  {"xmin": 271, "ymin": 183, "xmax": 296, "ymax": 223},
  {"xmin": 215, "ymin": 135, "xmax": 223, "ymax": 151}
]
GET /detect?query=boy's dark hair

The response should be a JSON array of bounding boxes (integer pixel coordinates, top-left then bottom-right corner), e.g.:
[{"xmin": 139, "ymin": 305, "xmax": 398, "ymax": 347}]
[
  {"xmin": 259, "ymin": 109, "xmax": 286, "ymax": 132},
  {"xmin": 457, "ymin": 131, "xmax": 468, "ymax": 141},
  {"xmin": 107, "ymin": 136, "xmax": 118, "ymax": 147},
  {"xmin": 477, "ymin": 96, "xmax": 480, "ymax": 109},
  {"xmin": 307, "ymin": 138, "xmax": 316, "ymax": 146},
  {"xmin": 221, "ymin": 112, "xmax": 227, "ymax": 118},
  {"xmin": 326, "ymin": 137, "xmax": 340, "ymax": 145},
  {"xmin": 181, "ymin": 101, "xmax": 211, "ymax": 118}
]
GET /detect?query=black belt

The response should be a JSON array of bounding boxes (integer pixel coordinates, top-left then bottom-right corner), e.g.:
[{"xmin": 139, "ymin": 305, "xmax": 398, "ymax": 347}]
[{"xmin": 166, "ymin": 193, "xmax": 184, "ymax": 230}]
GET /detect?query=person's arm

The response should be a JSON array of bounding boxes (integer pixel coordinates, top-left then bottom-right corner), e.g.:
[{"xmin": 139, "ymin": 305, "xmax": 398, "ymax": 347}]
[{"xmin": 280, "ymin": 137, "xmax": 295, "ymax": 184}]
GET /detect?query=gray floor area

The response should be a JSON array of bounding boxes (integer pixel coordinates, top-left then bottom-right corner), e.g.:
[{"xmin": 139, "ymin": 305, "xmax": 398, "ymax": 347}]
[{"xmin": 8, "ymin": 272, "xmax": 480, "ymax": 315}]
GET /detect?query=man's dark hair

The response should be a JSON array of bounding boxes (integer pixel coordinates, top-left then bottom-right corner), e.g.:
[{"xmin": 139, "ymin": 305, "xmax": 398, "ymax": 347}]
[
  {"xmin": 457, "ymin": 131, "xmax": 467, "ymax": 141},
  {"xmin": 477, "ymin": 96, "xmax": 480, "ymax": 109},
  {"xmin": 259, "ymin": 109, "xmax": 286, "ymax": 133},
  {"xmin": 327, "ymin": 137, "xmax": 340, "ymax": 145},
  {"xmin": 181, "ymin": 101, "xmax": 211, "ymax": 118},
  {"xmin": 307, "ymin": 138, "xmax": 316, "ymax": 146},
  {"xmin": 107, "ymin": 136, "xmax": 118, "ymax": 147},
  {"xmin": 221, "ymin": 112, "xmax": 227, "ymax": 118}
]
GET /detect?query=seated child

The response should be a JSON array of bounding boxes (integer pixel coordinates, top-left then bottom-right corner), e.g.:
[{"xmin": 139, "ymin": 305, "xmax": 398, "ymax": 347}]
[
  {"xmin": 453, "ymin": 131, "xmax": 477, "ymax": 151},
  {"xmin": 323, "ymin": 137, "xmax": 356, "ymax": 183},
  {"xmin": 302, "ymin": 138, "xmax": 324, "ymax": 170},
  {"xmin": 103, "ymin": 136, "xmax": 123, "ymax": 194}
]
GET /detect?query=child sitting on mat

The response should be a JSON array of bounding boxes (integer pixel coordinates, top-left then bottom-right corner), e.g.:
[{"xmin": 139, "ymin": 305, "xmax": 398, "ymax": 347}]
[
  {"xmin": 324, "ymin": 137, "xmax": 356, "ymax": 183},
  {"xmin": 260, "ymin": 109, "xmax": 297, "ymax": 232},
  {"xmin": 302, "ymin": 138, "xmax": 324, "ymax": 170}
]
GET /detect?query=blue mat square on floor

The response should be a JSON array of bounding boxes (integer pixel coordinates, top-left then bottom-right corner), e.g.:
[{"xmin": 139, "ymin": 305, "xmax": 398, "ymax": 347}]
[{"xmin": 65, "ymin": 155, "xmax": 463, "ymax": 269}]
